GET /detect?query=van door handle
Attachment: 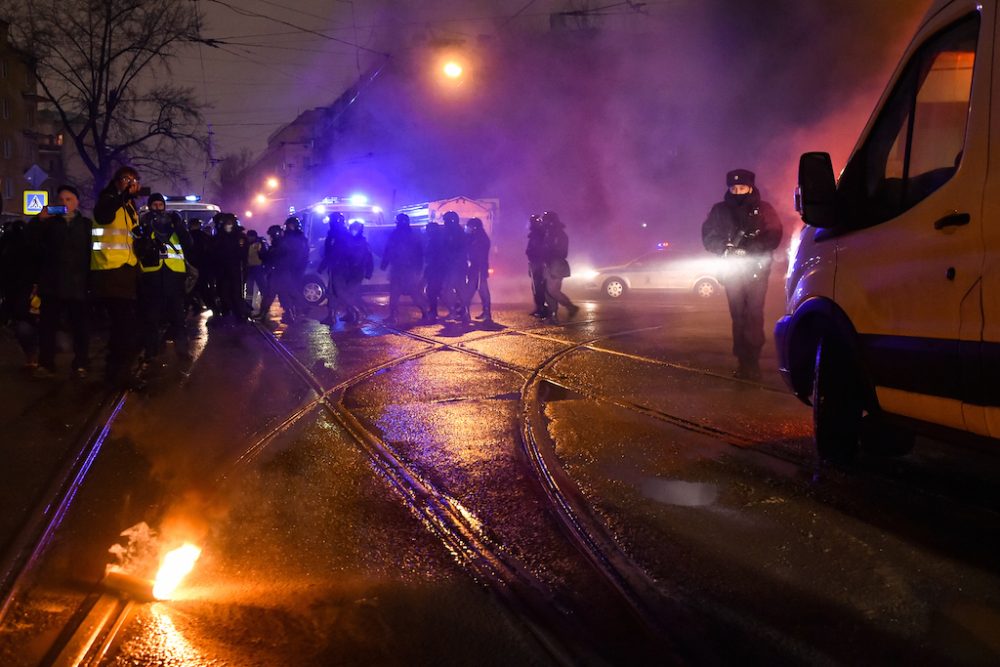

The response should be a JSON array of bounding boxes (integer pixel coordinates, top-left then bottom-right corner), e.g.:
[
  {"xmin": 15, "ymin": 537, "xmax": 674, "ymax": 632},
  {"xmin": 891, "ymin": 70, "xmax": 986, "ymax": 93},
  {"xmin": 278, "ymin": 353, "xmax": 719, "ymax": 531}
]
[{"xmin": 934, "ymin": 213, "xmax": 971, "ymax": 230}]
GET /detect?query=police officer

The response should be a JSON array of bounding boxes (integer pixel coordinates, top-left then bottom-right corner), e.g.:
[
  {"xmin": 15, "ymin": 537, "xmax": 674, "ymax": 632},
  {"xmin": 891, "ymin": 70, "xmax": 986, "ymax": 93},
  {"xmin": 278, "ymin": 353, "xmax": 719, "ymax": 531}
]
[
  {"xmin": 440, "ymin": 210, "xmax": 469, "ymax": 322},
  {"xmin": 135, "ymin": 193, "xmax": 192, "ymax": 364},
  {"xmin": 702, "ymin": 169, "xmax": 782, "ymax": 381},
  {"xmin": 273, "ymin": 216, "xmax": 309, "ymax": 324},
  {"xmin": 381, "ymin": 212, "xmax": 426, "ymax": 324},
  {"xmin": 318, "ymin": 212, "xmax": 348, "ymax": 326},
  {"xmin": 184, "ymin": 217, "xmax": 212, "ymax": 314},
  {"xmin": 338, "ymin": 221, "xmax": 373, "ymax": 323},
  {"xmin": 423, "ymin": 222, "xmax": 444, "ymax": 323},
  {"xmin": 209, "ymin": 212, "xmax": 249, "ymax": 325},
  {"xmin": 92, "ymin": 166, "xmax": 143, "ymax": 387},
  {"xmin": 541, "ymin": 211, "xmax": 579, "ymax": 321},
  {"xmin": 525, "ymin": 214, "xmax": 549, "ymax": 318},
  {"xmin": 464, "ymin": 217, "xmax": 492, "ymax": 323}
]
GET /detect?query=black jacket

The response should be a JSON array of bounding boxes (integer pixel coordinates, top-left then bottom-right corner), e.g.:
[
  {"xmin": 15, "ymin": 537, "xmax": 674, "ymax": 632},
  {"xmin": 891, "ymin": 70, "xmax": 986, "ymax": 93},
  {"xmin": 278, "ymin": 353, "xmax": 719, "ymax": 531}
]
[
  {"xmin": 381, "ymin": 225, "xmax": 423, "ymax": 274},
  {"xmin": 702, "ymin": 189, "xmax": 782, "ymax": 258},
  {"xmin": 31, "ymin": 211, "xmax": 93, "ymax": 300}
]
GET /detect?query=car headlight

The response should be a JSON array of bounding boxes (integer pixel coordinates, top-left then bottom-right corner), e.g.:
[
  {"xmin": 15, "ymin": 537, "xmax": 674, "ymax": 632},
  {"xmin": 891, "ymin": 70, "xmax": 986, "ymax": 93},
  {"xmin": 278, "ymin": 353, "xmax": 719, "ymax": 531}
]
[{"xmin": 579, "ymin": 269, "xmax": 600, "ymax": 280}]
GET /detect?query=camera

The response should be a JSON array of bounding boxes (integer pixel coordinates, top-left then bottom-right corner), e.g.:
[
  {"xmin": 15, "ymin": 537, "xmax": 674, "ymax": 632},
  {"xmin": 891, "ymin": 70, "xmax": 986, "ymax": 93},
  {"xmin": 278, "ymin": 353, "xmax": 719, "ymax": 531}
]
[{"xmin": 47, "ymin": 205, "xmax": 68, "ymax": 215}]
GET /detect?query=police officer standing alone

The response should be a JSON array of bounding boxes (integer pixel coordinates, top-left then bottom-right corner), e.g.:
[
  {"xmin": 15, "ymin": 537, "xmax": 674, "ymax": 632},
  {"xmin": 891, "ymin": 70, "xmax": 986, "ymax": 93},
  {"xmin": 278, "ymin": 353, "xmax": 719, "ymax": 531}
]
[
  {"xmin": 702, "ymin": 169, "xmax": 782, "ymax": 381},
  {"xmin": 381, "ymin": 213, "xmax": 426, "ymax": 324},
  {"xmin": 92, "ymin": 166, "xmax": 143, "ymax": 387},
  {"xmin": 135, "ymin": 193, "xmax": 192, "ymax": 366},
  {"xmin": 32, "ymin": 185, "xmax": 92, "ymax": 378}
]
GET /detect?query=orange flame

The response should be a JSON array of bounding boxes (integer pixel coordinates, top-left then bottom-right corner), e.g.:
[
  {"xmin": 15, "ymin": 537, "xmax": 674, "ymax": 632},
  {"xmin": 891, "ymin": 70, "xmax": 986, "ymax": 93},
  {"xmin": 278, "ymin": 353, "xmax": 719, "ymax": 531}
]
[{"xmin": 152, "ymin": 543, "xmax": 201, "ymax": 600}]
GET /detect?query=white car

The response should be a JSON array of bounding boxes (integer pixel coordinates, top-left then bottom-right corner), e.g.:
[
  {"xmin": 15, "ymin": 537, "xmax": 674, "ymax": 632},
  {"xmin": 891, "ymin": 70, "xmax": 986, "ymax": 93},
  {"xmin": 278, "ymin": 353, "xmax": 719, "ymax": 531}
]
[{"xmin": 569, "ymin": 247, "xmax": 724, "ymax": 299}]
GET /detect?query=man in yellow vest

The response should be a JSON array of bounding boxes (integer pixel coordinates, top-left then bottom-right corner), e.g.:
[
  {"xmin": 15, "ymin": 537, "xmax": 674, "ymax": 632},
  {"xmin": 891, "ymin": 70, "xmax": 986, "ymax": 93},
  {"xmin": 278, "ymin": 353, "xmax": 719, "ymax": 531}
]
[
  {"xmin": 92, "ymin": 166, "xmax": 143, "ymax": 387},
  {"xmin": 136, "ymin": 193, "xmax": 192, "ymax": 368}
]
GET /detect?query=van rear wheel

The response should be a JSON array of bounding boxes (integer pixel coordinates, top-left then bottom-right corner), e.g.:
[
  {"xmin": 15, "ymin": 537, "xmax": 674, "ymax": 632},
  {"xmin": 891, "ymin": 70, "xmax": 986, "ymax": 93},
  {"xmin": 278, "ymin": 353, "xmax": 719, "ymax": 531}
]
[{"xmin": 812, "ymin": 337, "xmax": 863, "ymax": 464}]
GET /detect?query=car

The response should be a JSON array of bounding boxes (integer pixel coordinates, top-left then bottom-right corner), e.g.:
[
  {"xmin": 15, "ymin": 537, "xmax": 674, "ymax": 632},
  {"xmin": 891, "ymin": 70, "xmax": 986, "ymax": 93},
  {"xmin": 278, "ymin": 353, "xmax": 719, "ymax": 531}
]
[
  {"xmin": 567, "ymin": 247, "xmax": 724, "ymax": 299},
  {"xmin": 777, "ymin": 0, "xmax": 996, "ymax": 463}
]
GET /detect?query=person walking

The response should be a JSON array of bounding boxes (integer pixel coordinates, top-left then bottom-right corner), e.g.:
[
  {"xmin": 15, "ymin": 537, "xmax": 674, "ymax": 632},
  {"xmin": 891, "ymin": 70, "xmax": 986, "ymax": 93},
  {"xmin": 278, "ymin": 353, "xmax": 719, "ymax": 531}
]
[
  {"xmin": 541, "ymin": 211, "xmax": 579, "ymax": 322},
  {"xmin": 31, "ymin": 185, "xmax": 92, "ymax": 378},
  {"xmin": 464, "ymin": 217, "xmax": 492, "ymax": 323},
  {"xmin": 701, "ymin": 168, "xmax": 783, "ymax": 380},
  {"xmin": 381, "ymin": 213, "xmax": 427, "ymax": 324},
  {"xmin": 526, "ymin": 214, "xmax": 550, "ymax": 318}
]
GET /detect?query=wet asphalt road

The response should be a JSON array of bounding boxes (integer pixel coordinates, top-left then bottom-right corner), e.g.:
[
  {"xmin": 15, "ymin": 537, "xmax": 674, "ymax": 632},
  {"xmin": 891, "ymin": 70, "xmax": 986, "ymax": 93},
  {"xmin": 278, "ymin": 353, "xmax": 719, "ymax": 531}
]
[{"xmin": 1, "ymin": 291, "xmax": 1000, "ymax": 665}]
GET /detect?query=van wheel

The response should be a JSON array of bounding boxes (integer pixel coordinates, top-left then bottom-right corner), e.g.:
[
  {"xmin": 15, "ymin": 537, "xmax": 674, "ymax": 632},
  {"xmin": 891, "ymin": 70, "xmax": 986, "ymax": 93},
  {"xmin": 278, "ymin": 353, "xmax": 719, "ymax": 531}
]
[
  {"xmin": 603, "ymin": 278, "xmax": 626, "ymax": 299},
  {"xmin": 301, "ymin": 275, "xmax": 327, "ymax": 306},
  {"xmin": 860, "ymin": 414, "xmax": 915, "ymax": 457},
  {"xmin": 812, "ymin": 337, "xmax": 863, "ymax": 464}
]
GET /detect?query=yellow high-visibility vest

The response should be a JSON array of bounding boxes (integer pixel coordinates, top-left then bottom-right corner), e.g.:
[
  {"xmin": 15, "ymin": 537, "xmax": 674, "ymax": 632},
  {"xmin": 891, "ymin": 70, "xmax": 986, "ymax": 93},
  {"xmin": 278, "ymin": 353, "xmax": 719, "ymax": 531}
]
[
  {"xmin": 140, "ymin": 232, "xmax": 186, "ymax": 274},
  {"xmin": 91, "ymin": 201, "xmax": 138, "ymax": 270}
]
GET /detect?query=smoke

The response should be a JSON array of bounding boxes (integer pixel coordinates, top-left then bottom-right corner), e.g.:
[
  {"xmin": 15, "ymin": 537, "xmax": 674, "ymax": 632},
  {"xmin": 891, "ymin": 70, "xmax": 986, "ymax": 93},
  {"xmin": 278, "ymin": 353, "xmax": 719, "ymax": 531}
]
[{"xmin": 279, "ymin": 0, "xmax": 929, "ymax": 265}]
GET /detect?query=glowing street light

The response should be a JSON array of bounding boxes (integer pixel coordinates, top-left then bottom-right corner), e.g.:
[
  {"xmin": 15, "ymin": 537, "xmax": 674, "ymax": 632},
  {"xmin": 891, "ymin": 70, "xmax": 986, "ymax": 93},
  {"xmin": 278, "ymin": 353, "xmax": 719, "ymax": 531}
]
[
  {"xmin": 265, "ymin": 177, "xmax": 279, "ymax": 190},
  {"xmin": 255, "ymin": 193, "xmax": 267, "ymax": 205},
  {"xmin": 244, "ymin": 210, "xmax": 253, "ymax": 218},
  {"xmin": 442, "ymin": 61, "xmax": 463, "ymax": 79}
]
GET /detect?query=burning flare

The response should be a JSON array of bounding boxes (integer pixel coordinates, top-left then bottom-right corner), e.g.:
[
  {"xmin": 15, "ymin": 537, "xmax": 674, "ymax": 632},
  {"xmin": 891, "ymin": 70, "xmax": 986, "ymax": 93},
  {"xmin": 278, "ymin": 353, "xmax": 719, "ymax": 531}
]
[{"xmin": 152, "ymin": 543, "xmax": 201, "ymax": 600}]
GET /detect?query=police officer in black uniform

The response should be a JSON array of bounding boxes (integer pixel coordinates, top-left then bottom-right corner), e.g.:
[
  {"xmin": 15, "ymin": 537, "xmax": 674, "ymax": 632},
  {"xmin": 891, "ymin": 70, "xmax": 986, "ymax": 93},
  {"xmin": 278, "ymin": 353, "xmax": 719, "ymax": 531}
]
[
  {"xmin": 381, "ymin": 212, "xmax": 426, "ymax": 324},
  {"xmin": 702, "ymin": 169, "xmax": 783, "ymax": 381}
]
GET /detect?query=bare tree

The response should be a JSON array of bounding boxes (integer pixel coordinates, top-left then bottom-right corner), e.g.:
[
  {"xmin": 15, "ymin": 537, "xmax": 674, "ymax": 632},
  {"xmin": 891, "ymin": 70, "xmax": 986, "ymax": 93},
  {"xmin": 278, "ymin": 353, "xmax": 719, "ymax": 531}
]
[
  {"xmin": 210, "ymin": 148, "xmax": 253, "ymax": 212},
  {"xmin": 0, "ymin": 0, "xmax": 208, "ymax": 196}
]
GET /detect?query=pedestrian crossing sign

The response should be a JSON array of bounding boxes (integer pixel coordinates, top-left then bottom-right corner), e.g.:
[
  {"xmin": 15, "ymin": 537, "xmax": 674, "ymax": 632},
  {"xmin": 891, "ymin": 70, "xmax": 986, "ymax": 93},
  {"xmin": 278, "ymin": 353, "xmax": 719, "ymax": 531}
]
[{"xmin": 24, "ymin": 190, "xmax": 48, "ymax": 215}]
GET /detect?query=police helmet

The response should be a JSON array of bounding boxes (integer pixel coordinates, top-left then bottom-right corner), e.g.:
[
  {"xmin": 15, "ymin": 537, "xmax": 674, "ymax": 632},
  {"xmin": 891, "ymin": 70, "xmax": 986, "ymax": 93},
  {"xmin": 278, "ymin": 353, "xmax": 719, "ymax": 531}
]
[
  {"xmin": 395, "ymin": 212, "xmax": 410, "ymax": 226},
  {"xmin": 442, "ymin": 210, "xmax": 460, "ymax": 225},
  {"xmin": 466, "ymin": 217, "xmax": 483, "ymax": 231},
  {"xmin": 266, "ymin": 224, "xmax": 283, "ymax": 238},
  {"xmin": 542, "ymin": 210, "xmax": 561, "ymax": 225},
  {"xmin": 284, "ymin": 216, "xmax": 301, "ymax": 230},
  {"xmin": 331, "ymin": 212, "xmax": 346, "ymax": 225},
  {"xmin": 349, "ymin": 221, "xmax": 365, "ymax": 236}
]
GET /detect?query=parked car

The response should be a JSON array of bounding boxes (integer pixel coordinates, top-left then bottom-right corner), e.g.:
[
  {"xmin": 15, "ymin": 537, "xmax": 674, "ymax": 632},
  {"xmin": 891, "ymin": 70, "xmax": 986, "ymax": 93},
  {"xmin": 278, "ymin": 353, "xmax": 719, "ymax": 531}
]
[
  {"xmin": 777, "ymin": 0, "xmax": 995, "ymax": 463},
  {"xmin": 566, "ymin": 246, "xmax": 724, "ymax": 299}
]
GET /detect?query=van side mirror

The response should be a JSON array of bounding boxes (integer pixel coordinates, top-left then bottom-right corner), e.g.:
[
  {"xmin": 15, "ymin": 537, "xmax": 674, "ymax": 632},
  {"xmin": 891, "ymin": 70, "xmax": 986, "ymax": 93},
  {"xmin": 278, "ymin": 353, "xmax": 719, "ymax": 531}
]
[{"xmin": 796, "ymin": 152, "xmax": 838, "ymax": 228}]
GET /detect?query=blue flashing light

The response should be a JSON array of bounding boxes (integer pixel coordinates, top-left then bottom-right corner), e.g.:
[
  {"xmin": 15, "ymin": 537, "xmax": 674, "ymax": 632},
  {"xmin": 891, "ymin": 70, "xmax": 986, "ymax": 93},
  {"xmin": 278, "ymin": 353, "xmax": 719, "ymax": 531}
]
[
  {"xmin": 313, "ymin": 204, "xmax": 327, "ymax": 215},
  {"xmin": 288, "ymin": 206, "xmax": 296, "ymax": 214},
  {"xmin": 184, "ymin": 194, "xmax": 200, "ymax": 202},
  {"xmin": 349, "ymin": 194, "xmax": 368, "ymax": 205},
  {"xmin": 656, "ymin": 241, "xmax": 670, "ymax": 249}
]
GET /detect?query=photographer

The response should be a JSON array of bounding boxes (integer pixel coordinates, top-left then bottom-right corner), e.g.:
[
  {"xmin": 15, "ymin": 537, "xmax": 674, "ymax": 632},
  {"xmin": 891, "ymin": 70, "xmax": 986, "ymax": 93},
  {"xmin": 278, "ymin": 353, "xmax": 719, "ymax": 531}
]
[
  {"xmin": 92, "ymin": 166, "xmax": 146, "ymax": 387},
  {"xmin": 701, "ymin": 169, "xmax": 782, "ymax": 380},
  {"xmin": 31, "ymin": 185, "xmax": 92, "ymax": 378},
  {"xmin": 136, "ymin": 193, "xmax": 192, "ymax": 367}
]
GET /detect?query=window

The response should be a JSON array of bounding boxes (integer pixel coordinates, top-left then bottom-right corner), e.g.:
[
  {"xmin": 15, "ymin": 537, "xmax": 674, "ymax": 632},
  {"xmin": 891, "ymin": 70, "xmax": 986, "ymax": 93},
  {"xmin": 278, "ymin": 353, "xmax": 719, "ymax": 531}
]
[{"xmin": 839, "ymin": 14, "xmax": 979, "ymax": 226}]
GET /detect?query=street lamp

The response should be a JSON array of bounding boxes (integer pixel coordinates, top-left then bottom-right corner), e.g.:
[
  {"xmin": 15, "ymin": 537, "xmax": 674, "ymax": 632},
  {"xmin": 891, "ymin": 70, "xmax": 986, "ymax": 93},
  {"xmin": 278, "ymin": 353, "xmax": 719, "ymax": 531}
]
[
  {"xmin": 265, "ymin": 177, "xmax": 279, "ymax": 190},
  {"xmin": 442, "ymin": 61, "xmax": 463, "ymax": 79},
  {"xmin": 255, "ymin": 193, "xmax": 267, "ymax": 205}
]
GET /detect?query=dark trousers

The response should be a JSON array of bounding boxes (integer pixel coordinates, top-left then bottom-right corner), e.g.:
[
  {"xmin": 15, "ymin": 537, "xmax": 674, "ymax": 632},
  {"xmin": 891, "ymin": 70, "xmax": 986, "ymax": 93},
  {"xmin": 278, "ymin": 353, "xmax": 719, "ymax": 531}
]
[
  {"xmin": 216, "ymin": 266, "xmax": 248, "ymax": 319},
  {"xmin": 38, "ymin": 296, "xmax": 89, "ymax": 370},
  {"xmin": 101, "ymin": 297, "xmax": 139, "ymax": 385},
  {"xmin": 724, "ymin": 273, "xmax": 769, "ymax": 368},
  {"xmin": 529, "ymin": 263, "xmax": 548, "ymax": 313},
  {"xmin": 140, "ymin": 271, "xmax": 188, "ymax": 359},
  {"xmin": 388, "ymin": 269, "xmax": 426, "ymax": 318},
  {"xmin": 425, "ymin": 273, "xmax": 443, "ymax": 317},
  {"xmin": 465, "ymin": 266, "xmax": 490, "ymax": 314}
]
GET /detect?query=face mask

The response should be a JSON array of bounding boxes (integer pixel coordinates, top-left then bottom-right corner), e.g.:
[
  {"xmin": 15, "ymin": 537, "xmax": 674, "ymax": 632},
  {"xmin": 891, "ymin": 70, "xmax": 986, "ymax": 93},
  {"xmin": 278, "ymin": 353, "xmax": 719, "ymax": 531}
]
[{"xmin": 223, "ymin": 224, "xmax": 234, "ymax": 233}]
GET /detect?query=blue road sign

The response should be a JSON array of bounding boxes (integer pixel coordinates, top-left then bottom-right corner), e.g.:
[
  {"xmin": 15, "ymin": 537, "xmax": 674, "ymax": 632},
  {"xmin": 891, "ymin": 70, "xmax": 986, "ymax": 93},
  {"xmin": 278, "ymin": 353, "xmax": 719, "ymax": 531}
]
[{"xmin": 24, "ymin": 190, "xmax": 48, "ymax": 215}]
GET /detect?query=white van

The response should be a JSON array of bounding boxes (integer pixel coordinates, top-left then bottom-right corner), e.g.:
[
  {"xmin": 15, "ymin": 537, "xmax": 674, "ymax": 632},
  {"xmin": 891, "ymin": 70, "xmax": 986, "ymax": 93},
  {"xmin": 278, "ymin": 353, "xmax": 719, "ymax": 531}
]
[{"xmin": 777, "ymin": 0, "xmax": 998, "ymax": 462}]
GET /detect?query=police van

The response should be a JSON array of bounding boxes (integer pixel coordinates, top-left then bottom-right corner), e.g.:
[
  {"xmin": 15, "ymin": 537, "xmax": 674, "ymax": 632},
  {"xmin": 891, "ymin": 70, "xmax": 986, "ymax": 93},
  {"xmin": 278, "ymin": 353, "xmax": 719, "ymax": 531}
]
[
  {"xmin": 777, "ymin": 0, "xmax": 999, "ymax": 462},
  {"xmin": 138, "ymin": 194, "xmax": 221, "ymax": 225}
]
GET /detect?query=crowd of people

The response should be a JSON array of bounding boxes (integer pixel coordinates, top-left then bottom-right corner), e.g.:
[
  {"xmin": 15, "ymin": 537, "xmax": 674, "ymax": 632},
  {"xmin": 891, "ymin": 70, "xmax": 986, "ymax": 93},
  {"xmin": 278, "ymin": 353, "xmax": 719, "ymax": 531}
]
[{"xmin": 0, "ymin": 164, "xmax": 585, "ymax": 389}]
